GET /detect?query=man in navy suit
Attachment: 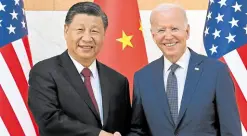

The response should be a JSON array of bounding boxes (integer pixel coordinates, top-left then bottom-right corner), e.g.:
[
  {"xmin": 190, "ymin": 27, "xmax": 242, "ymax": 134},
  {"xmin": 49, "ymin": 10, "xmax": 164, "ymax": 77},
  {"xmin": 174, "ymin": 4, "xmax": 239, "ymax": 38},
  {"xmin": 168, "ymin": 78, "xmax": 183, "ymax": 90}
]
[{"xmin": 128, "ymin": 3, "xmax": 242, "ymax": 136}]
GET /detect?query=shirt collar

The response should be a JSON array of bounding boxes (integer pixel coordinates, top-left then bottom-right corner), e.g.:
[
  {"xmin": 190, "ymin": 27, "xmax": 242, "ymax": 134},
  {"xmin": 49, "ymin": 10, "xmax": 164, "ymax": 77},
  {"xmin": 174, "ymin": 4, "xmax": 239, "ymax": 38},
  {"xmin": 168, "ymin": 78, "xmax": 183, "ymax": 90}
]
[
  {"xmin": 69, "ymin": 54, "xmax": 97, "ymax": 78},
  {"xmin": 164, "ymin": 48, "xmax": 191, "ymax": 72}
]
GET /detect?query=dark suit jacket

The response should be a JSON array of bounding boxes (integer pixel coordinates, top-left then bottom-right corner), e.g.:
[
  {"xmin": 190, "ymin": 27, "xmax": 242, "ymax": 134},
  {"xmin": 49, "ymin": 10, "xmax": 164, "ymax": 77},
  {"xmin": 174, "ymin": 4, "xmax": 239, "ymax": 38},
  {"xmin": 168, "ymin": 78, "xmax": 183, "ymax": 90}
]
[
  {"xmin": 28, "ymin": 51, "xmax": 131, "ymax": 136},
  {"xmin": 128, "ymin": 49, "xmax": 241, "ymax": 136}
]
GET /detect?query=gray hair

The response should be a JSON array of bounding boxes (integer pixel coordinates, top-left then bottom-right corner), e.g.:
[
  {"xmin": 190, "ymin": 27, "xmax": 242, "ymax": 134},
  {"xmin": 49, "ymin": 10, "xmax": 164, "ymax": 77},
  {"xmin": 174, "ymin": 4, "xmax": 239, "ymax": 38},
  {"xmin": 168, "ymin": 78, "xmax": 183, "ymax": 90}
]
[
  {"xmin": 65, "ymin": 2, "xmax": 108, "ymax": 30},
  {"xmin": 150, "ymin": 3, "xmax": 188, "ymax": 27}
]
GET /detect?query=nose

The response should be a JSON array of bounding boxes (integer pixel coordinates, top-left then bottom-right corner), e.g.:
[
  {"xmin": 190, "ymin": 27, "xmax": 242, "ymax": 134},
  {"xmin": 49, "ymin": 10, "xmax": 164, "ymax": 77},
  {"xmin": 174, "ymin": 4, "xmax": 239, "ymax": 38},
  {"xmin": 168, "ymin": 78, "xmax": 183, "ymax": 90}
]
[
  {"xmin": 158, "ymin": 29, "xmax": 173, "ymax": 40},
  {"xmin": 164, "ymin": 32, "xmax": 174, "ymax": 40},
  {"xmin": 81, "ymin": 31, "xmax": 93, "ymax": 42}
]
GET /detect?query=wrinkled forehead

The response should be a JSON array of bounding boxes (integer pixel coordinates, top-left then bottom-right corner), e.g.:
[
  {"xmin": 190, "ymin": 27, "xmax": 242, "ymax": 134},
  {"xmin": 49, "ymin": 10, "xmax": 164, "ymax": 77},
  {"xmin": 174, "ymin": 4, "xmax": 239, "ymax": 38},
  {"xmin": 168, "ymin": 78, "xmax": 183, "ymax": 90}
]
[
  {"xmin": 150, "ymin": 9, "xmax": 186, "ymax": 28},
  {"xmin": 70, "ymin": 14, "xmax": 103, "ymax": 26},
  {"xmin": 150, "ymin": 6, "xmax": 188, "ymax": 24}
]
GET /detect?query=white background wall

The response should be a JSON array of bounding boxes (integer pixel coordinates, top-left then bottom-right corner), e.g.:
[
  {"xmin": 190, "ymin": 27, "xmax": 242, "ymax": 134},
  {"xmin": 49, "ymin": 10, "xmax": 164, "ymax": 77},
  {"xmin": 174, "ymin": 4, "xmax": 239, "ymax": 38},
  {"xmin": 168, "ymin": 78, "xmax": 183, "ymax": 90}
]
[{"xmin": 26, "ymin": 10, "xmax": 207, "ymax": 64}]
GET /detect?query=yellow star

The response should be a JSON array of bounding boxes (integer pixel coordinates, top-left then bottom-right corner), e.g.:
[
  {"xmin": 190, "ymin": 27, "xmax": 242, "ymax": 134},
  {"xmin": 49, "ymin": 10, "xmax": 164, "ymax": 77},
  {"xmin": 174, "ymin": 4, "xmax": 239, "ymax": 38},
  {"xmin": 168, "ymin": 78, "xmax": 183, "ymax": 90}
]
[
  {"xmin": 116, "ymin": 31, "xmax": 133, "ymax": 50},
  {"xmin": 139, "ymin": 21, "xmax": 143, "ymax": 32}
]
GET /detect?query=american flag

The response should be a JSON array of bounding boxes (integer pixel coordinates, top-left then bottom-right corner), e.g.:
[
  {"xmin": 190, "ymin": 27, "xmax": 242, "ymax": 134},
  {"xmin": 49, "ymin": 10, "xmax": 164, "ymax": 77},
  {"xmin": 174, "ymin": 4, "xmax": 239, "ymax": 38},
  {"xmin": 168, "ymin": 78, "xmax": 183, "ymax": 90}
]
[
  {"xmin": 0, "ymin": 0, "xmax": 38, "ymax": 135},
  {"xmin": 203, "ymin": 0, "xmax": 247, "ymax": 135}
]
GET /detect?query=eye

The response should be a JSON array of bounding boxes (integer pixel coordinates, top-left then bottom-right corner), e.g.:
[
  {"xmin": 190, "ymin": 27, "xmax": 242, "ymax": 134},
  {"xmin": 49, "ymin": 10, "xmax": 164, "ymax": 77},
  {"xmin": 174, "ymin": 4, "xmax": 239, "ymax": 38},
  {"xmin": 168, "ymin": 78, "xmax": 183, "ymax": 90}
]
[
  {"xmin": 172, "ymin": 28, "xmax": 179, "ymax": 31},
  {"xmin": 91, "ymin": 29, "xmax": 99, "ymax": 33},
  {"xmin": 157, "ymin": 29, "xmax": 165, "ymax": 33}
]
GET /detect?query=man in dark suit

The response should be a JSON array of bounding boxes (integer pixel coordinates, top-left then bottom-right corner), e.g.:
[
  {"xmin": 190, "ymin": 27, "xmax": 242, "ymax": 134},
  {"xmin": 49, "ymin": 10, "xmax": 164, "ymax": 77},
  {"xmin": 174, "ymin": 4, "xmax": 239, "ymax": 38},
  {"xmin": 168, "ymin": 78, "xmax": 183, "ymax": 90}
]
[
  {"xmin": 128, "ymin": 3, "xmax": 242, "ymax": 136},
  {"xmin": 28, "ymin": 2, "xmax": 131, "ymax": 136}
]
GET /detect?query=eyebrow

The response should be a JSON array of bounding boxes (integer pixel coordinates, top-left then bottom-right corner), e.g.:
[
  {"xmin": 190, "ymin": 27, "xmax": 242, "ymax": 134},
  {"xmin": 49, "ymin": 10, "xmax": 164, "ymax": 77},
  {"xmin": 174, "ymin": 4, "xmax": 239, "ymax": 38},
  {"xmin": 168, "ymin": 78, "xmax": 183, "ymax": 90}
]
[{"xmin": 156, "ymin": 26, "xmax": 181, "ymax": 29}]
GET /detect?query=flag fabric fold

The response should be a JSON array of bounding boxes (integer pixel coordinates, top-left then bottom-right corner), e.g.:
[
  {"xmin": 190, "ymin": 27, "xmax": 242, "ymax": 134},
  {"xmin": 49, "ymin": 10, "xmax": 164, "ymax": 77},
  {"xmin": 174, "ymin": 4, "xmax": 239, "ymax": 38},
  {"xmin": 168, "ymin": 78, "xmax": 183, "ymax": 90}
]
[
  {"xmin": 0, "ymin": 0, "xmax": 38, "ymax": 135},
  {"xmin": 94, "ymin": 0, "xmax": 148, "ymax": 100},
  {"xmin": 203, "ymin": 0, "xmax": 247, "ymax": 135}
]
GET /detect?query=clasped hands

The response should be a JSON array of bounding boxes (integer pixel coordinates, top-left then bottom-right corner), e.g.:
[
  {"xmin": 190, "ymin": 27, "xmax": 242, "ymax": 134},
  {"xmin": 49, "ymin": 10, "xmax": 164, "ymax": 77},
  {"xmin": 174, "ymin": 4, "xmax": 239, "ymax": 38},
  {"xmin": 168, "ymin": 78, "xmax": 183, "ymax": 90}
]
[{"xmin": 99, "ymin": 130, "xmax": 121, "ymax": 136}]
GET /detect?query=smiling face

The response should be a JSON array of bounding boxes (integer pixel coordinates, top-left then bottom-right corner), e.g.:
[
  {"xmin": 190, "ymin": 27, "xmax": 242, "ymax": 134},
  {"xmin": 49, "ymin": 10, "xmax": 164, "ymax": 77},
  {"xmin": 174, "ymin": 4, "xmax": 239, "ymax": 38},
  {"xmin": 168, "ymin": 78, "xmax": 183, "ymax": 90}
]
[
  {"xmin": 64, "ymin": 13, "xmax": 105, "ymax": 66},
  {"xmin": 150, "ymin": 7, "xmax": 190, "ymax": 63}
]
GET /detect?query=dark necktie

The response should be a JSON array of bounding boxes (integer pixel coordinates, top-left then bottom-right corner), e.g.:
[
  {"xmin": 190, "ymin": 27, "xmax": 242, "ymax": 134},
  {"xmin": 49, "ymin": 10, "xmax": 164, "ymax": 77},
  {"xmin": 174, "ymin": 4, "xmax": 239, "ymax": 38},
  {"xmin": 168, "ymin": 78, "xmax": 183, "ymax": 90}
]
[
  {"xmin": 166, "ymin": 63, "xmax": 179, "ymax": 124},
  {"xmin": 81, "ymin": 68, "xmax": 99, "ymax": 113}
]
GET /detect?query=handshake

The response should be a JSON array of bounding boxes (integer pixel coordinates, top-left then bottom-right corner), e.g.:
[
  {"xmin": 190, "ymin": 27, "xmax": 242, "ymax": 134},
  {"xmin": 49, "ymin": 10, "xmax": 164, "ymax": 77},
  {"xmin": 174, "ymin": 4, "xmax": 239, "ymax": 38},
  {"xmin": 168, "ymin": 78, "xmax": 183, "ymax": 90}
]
[{"xmin": 99, "ymin": 130, "xmax": 122, "ymax": 136}]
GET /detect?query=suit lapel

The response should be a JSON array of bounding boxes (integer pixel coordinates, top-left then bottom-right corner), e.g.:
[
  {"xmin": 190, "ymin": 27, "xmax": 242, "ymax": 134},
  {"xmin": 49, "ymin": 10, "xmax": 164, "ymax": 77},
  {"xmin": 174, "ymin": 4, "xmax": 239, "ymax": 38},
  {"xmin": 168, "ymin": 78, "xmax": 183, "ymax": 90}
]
[
  {"xmin": 176, "ymin": 50, "xmax": 204, "ymax": 128},
  {"xmin": 97, "ymin": 61, "xmax": 110, "ymax": 126},
  {"xmin": 152, "ymin": 57, "xmax": 175, "ymax": 127},
  {"xmin": 59, "ymin": 51, "xmax": 101, "ymax": 122}
]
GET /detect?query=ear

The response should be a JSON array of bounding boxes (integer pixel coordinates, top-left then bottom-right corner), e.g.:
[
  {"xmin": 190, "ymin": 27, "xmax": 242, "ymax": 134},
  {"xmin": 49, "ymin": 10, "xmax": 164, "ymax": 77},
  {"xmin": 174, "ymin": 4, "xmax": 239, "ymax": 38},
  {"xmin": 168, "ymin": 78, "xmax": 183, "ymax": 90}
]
[
  {"xmin": 150, "ymin": 28, "xmax": 156, "ymax": 42},
  {"xmin": 64, "ymin": 24, "xmax": 69, "ymax": 39},
  {"xmin": 186, "ymin": 24, "xmax": 190, "ymax": 40},
  {"xmin": 103, "ymin": 29, "xmax": 106, "ymax": 38}
]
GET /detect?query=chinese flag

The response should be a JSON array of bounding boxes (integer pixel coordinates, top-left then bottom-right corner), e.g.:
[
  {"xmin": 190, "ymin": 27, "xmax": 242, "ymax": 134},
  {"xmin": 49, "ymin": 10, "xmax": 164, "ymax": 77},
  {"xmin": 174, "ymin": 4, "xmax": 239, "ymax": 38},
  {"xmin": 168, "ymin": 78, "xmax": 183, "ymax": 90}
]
[{"xmin": 94, "ymin": 0, "xmax": 148, "ymax": 100}]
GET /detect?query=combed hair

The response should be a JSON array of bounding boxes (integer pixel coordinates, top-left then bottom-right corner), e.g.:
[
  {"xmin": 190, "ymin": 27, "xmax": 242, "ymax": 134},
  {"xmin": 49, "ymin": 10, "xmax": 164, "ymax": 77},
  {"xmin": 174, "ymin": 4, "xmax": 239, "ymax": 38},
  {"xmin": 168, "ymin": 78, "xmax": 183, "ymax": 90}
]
[{"xmin": 65, "ymin": 2, "xmax": 108, "ymax": 30}]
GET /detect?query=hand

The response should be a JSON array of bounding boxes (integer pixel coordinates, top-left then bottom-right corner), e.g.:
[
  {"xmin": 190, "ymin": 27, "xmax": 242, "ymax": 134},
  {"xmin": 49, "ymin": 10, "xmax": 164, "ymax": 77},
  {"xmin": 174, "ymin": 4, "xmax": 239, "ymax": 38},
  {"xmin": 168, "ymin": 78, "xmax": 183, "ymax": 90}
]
[
  {"xmin": 99, "ymin": 130, "xmax": 113, "ymax": 136},
  {"xmin": 113, "ymin": 132, "xmax": 121, "ymax": 136}
]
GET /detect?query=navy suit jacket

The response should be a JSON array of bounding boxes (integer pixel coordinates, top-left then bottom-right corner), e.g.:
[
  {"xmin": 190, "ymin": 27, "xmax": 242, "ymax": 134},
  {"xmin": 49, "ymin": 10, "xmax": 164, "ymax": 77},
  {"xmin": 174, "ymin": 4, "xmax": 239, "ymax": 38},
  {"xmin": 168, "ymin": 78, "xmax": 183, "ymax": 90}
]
[{"xmin": 128, "ymin": 49, "xmax": 241, "ymax": 136}]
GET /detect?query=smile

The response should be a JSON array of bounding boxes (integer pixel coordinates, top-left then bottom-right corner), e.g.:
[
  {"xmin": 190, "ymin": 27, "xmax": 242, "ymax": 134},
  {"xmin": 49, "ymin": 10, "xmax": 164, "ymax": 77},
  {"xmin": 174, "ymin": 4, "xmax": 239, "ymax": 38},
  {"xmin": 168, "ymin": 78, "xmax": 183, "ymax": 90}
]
[
  {"xmin": 79, "ymin": 45, "xmax": 93, "ymax": 49},
  {"xmin": 164, "ymin": 43, "xmax": 176, "ymax": 47}
]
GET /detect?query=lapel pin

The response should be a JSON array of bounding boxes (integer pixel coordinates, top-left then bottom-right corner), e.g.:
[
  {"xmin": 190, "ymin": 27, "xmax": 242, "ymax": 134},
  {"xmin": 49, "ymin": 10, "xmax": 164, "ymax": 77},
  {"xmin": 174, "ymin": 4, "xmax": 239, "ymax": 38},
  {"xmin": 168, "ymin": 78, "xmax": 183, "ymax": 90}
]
[{"xmin": 195, "ymin": 67, "xmax": 199, "ymax": 71}]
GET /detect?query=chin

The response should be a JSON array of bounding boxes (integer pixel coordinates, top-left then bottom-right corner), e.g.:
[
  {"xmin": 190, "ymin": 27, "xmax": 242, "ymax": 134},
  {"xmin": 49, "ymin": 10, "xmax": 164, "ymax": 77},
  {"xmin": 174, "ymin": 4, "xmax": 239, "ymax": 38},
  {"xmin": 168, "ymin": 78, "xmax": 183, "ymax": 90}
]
[
  {"xmin": 163, "ymin": 51, "xmax": 178, "ymax": 57},
  {"xmin": 82, "ymin": 55, "xmax": 97, "ymax": 60},
  {"xmin": 79, "ymin": 56, "xmax": 93, "ymax": 59}
]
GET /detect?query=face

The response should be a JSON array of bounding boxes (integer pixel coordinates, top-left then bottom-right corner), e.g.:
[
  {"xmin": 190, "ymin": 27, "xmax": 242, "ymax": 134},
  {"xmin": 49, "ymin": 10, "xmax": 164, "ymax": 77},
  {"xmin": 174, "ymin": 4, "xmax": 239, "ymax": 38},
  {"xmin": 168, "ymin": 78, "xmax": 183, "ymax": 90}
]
[
  {"xmin": 64, "ymin": 14, "xmax": 105, "ymax": 64},
  {"xmin": 150, "ymin": 8, "xmax": 190, "ymax": 62}
]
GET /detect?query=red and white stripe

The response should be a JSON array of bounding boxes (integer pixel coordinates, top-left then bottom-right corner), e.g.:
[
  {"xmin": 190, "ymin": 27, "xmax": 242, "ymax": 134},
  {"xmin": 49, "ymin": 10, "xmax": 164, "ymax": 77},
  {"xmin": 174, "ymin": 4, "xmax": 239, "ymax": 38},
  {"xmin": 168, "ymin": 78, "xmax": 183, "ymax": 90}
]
[
  {"xmin": 0, "ymin": 37, "xmax": 37, "ymax": 136},
  {"xmin": 0, "ymin": 117, "xmax": 10, "ymax": 136},
  {"xmin": 223, "ymin": 44, "xmax": 247, "ymax": 136}
]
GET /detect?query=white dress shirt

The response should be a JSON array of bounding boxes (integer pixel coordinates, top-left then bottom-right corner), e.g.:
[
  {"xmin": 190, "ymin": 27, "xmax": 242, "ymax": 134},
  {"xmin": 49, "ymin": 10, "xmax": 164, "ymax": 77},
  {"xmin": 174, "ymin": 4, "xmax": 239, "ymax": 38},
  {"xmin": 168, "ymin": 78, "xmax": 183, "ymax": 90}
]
[
  {"xmin": 164, "ymin": 48, "xmax": 191, "ymax": 112},
  {"xmin": 69, "ymin": 55, "xmax": 104, "ymax": 125}
]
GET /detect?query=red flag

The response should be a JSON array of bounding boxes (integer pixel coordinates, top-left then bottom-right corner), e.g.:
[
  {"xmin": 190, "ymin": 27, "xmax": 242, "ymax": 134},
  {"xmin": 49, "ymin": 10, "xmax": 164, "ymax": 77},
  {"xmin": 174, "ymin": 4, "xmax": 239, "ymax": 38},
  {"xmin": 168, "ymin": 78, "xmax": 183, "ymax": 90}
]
[
  {"xmin": 0, "ymin": 0, "xmax": 38, "ymax": 135},
  {"xmin": 94, "ymin": 0, "xmax": 148, "ymax": 100}
]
